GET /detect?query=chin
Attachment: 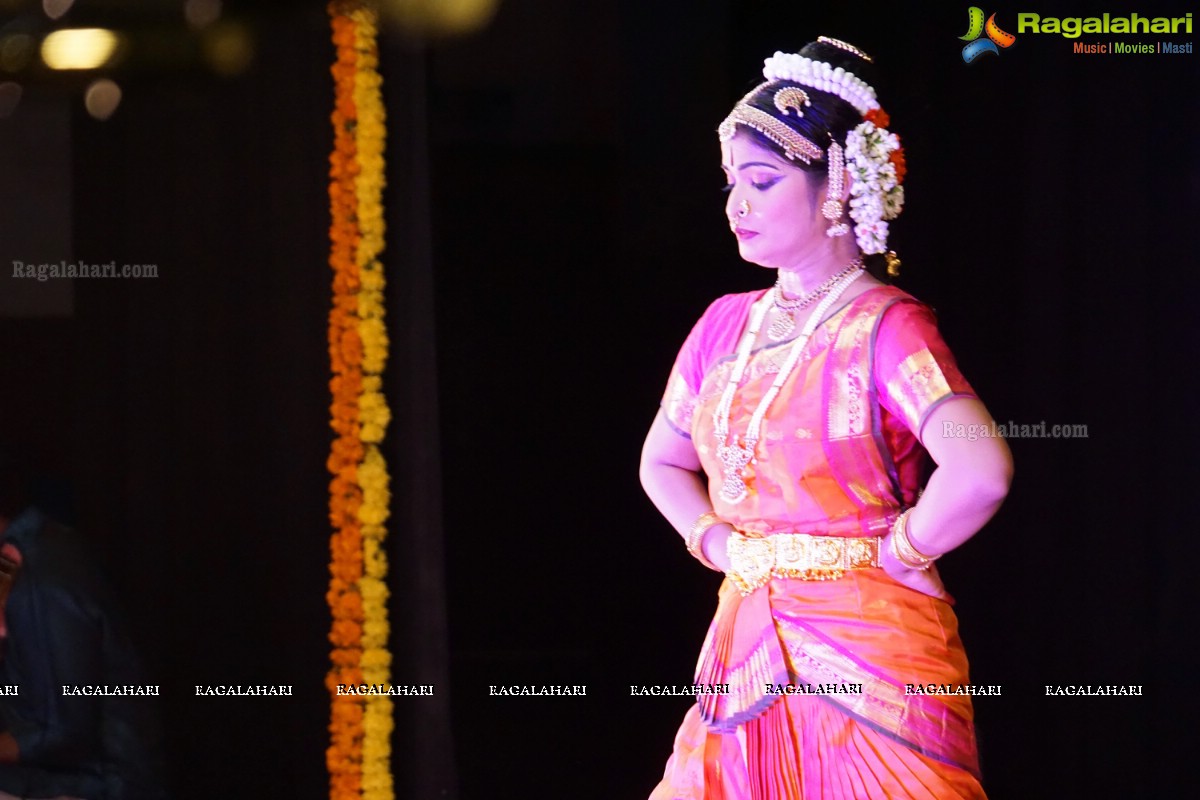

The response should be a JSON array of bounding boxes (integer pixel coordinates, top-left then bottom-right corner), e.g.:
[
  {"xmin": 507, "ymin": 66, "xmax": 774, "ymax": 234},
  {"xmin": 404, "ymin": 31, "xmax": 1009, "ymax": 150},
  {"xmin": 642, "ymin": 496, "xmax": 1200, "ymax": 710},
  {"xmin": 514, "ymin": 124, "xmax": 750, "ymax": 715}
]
[{"xmin": 736, "ymin": 244, "xmax": 778, "ymax": 270}]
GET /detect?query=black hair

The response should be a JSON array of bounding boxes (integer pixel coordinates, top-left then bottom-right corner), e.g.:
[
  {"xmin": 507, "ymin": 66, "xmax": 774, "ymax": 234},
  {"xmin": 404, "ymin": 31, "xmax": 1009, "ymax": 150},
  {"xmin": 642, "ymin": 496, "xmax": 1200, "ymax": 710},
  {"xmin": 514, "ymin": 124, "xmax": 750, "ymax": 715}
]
[{"xmin": 736, "ymin": 39, "xmax": 878, "ymax": 170}]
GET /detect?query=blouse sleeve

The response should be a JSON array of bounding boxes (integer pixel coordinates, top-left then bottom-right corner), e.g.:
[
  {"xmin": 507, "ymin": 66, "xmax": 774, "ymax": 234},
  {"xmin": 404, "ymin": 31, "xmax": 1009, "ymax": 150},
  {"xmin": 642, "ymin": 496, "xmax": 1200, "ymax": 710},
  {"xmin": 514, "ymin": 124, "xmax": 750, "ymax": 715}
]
[
  {"xmin": 873, "ymin": 299, "xmax": 977, "ymax": 443},
  {"xmin": 660, "ymin": 312, "xmax": 709, "ymax": 439},
  {"xmin": 659, "ymin": 293, "xmax": 754, "ymax": 439}
]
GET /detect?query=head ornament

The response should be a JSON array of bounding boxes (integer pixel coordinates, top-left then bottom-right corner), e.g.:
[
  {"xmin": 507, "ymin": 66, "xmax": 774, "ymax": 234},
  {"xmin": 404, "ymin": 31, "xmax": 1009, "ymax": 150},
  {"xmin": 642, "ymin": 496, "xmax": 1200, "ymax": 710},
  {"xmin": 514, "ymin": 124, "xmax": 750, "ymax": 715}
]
[{"xmin": 716, "ymin": 38, "xmax": 907, "ymax": 258}]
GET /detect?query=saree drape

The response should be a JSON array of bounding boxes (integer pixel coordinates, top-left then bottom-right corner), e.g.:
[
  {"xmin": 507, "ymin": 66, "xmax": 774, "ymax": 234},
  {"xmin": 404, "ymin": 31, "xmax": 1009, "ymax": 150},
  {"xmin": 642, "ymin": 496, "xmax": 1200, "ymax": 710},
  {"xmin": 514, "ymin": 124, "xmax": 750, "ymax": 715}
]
[{"xmin": 651, "ymin": 285, "xmax": 987, "ymax": 800}]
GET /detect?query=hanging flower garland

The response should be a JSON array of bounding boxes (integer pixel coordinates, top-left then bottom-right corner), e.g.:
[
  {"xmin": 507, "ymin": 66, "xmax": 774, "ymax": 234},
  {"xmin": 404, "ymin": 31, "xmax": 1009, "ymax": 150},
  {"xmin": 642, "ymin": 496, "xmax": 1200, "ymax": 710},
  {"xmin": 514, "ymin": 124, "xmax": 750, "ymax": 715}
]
[{"xmin": 326, "ymin": 2, "xmax": 392, "ymax": 798}]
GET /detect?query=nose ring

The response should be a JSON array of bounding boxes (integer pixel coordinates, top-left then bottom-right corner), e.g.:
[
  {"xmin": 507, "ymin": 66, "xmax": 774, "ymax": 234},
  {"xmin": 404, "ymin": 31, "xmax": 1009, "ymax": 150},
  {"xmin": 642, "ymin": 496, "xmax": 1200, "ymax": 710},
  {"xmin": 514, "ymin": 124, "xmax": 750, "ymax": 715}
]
[{"xmin": 738, "ymin": 200, "xmax": 751, "ymax": 217}]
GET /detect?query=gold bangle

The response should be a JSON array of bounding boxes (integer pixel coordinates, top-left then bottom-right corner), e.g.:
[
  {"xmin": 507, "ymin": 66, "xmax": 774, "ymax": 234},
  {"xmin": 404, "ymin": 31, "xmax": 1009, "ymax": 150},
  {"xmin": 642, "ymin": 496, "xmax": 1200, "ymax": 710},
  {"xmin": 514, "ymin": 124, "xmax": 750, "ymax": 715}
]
[
  {"xmin": 686, "ymin": 511, "xmax": 724, "ymax": 572},
  {"xmin": 889, "ymin": 509, "xmax": 939, "ymax": 571}
]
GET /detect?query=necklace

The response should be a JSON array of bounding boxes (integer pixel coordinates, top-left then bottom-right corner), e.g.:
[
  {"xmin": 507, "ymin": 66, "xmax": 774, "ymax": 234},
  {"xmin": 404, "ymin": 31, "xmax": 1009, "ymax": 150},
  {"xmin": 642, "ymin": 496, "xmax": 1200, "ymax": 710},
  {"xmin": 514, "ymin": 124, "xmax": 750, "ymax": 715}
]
[
  {"xmin": 713, "ymin": 266, "xmax": 864, "ymax": 504},
  {"xmin": 767, "ymin": 259, "xmax": 863, "ymax": 342}
]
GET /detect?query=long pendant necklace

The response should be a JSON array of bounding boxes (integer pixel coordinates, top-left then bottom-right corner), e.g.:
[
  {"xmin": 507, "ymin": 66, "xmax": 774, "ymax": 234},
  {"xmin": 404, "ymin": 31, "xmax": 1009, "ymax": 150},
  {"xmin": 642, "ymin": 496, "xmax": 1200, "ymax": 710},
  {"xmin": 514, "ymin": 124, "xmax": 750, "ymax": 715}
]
[
  {"xmin": 767, "ymin": 259, "xmax": 863, "ymax": 342},
  {"xmin": 713, "ymin": 266, "xmax": 864, "ymax": 504}
]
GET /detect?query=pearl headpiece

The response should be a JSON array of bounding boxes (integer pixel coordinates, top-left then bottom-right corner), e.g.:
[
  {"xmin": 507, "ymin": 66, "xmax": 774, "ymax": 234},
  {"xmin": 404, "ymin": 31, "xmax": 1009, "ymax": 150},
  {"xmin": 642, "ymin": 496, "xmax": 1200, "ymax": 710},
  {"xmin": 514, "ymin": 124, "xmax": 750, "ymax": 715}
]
[{"xmin": 761, "ymin": 51, "xmax": 880, "ymax": 116}]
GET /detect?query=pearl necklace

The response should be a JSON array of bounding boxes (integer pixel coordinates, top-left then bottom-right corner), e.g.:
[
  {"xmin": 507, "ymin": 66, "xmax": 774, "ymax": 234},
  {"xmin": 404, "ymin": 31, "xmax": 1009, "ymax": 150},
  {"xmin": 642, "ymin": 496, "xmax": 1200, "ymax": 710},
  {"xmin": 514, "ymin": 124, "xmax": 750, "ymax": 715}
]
[
  {"xmin": 713, "ymin": 267, "xmax": 864, "ymax": 504},
  {"xmin": 768, "ymin": 259, "xmax": 864, "ymax": 341}
]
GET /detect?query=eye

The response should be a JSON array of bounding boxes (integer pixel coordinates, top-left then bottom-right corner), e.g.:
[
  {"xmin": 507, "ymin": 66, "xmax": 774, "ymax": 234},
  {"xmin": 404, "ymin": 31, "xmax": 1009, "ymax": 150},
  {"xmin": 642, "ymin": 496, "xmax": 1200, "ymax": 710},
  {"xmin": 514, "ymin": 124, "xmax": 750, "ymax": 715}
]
[
  {"xmin": 750, "ymin": 177, "xmax": 781, "ymax": 191},
  {"xmin": 720, "ymin": 184, "xmax": 734, "ymax": 194}
]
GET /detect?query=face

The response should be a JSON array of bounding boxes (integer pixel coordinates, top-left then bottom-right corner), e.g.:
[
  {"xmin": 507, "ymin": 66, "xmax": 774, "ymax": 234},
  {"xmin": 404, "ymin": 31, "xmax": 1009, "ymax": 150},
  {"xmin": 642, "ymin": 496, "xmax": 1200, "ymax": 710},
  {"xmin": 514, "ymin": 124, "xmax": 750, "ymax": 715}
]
[{"xmin": 721, "ymin": 132, "xmax": 825, "ymax": 269}]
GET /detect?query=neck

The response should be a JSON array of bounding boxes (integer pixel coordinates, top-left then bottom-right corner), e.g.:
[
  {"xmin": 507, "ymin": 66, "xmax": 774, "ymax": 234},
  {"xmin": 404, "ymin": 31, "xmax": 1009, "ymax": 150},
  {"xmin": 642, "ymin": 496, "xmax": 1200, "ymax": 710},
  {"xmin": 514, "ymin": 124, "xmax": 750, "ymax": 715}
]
[{"xmin": 776, "ymin": 238, "xmax": 862, "ymax": 298}]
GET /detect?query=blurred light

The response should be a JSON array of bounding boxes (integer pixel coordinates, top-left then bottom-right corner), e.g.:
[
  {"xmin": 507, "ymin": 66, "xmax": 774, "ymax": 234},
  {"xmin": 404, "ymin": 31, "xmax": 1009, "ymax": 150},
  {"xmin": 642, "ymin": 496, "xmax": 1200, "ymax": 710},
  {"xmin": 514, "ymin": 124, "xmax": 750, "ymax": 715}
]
[
  {"xmin": 43, "ymin": 0, "xmax": 75, "ymax": 21},
  {"xmin": 84, "ymin": 78, "xmax": 121, "ymax": 119},
  {"xmin": 385, "ymin": 0, "xmax": 501, "ymax": 36},
  {"xmin": 202, "ymin": 21, "xmax": 252, "ymax": 76},
  {"xmin": 41, "ymin": 28, "xmax": 118, "ymax": 70},
  {"xmin": 1, "ymin": 34, "xmax": 35, "ymax": 72},
  {"xmin": 184, "ymin": 0, "xmax": 222, "ymax": 30},
  {"xmin": 0, "ymin": 81, "xmax": 21, "ymax": 118}
]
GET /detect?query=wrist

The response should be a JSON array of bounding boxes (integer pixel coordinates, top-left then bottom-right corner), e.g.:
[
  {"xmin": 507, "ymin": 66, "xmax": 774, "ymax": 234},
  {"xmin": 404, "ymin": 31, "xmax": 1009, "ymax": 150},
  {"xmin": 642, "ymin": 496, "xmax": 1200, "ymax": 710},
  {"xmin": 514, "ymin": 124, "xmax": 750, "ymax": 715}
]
[
  {"xmin": 686, "ymin": 511, "xmax": 725, "ymax": 572},
  {"xmin": 889, "ymin": 508, "xmax": 940, "ymax": 571},
  {"xmin": 699, "ymin": 524, "xmax": 734, "ymax": 568}
]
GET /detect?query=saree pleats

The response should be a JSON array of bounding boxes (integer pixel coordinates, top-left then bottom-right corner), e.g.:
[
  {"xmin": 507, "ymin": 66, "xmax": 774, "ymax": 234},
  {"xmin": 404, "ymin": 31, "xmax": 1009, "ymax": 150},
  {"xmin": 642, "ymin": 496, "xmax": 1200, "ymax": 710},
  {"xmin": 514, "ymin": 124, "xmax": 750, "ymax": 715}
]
[{"xmin": 648, "ymin": 573, "xmax": 986, "ymax": 799}]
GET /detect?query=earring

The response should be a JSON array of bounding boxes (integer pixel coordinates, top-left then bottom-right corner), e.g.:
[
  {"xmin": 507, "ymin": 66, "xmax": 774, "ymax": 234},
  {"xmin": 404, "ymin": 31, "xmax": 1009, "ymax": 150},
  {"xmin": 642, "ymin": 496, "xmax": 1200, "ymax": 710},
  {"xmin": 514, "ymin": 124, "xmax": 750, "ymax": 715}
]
[{"xmin": 823, "ymin": 140, "xmax": 850, "ymax": 238}]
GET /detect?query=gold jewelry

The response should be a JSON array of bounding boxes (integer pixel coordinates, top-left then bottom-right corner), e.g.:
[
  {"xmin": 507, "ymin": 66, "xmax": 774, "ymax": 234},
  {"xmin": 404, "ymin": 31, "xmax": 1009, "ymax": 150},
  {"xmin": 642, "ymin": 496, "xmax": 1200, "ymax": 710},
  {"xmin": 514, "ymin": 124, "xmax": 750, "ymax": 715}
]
[
  {"xmin": 822, "ymin": 138, "xmax": 850, "ymax": 238},
  {"xmin": 817, "ymin": 36, "xmax": 874, "ymax": 63},
  {"xmin": 718, "ymin": 84, "xmax": 824, "ymax": 165},
  {"xmin": 888, "ymin": 509, "xmax": 939, "ymax": 570},
  {"xmin": 687, "ymin": 511, "xmax": 724, "ymax": 572},
  {"xmin": 773, "ymin": 87, "xmax": 811, "ymax": 117},
  {"xmin": 726, "ymin": 531, "xmax": 881, "ymax": 594},
  {"xmin": 737, "ymin": 200, "xmax": 750, "ymax": 217},
  {"xmin": 767, "ymin": 259, "xmax": 862, "ymax": 342},
  {"xmin": 885, "ymin": 250, "xmax": 902, "ymax": 277}
]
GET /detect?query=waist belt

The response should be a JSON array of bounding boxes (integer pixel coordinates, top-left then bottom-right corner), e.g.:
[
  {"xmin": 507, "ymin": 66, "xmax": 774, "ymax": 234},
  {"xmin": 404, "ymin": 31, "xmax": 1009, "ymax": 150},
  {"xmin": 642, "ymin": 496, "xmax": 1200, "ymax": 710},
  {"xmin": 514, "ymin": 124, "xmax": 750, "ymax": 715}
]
[{"xmin": 726, "ymin": 531, "xmax": 881, "ymax": 595}]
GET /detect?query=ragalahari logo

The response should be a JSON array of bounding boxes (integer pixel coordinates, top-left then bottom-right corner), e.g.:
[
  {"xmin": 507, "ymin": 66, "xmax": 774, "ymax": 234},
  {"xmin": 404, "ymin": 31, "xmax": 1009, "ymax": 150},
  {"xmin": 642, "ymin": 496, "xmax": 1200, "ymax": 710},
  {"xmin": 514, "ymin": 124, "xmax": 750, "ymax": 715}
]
[{"xmin": 960, "ymin": 7, "xmax": 1017, "ymax": 62}]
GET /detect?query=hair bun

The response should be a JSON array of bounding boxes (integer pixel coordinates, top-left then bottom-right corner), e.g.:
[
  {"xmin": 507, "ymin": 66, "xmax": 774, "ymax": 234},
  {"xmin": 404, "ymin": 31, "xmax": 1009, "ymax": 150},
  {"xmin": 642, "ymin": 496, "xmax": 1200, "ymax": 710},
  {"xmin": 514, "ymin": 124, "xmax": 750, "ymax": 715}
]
[{"xmin": 797, "ymin": 37, "xmax": 879, "ymax": 90}]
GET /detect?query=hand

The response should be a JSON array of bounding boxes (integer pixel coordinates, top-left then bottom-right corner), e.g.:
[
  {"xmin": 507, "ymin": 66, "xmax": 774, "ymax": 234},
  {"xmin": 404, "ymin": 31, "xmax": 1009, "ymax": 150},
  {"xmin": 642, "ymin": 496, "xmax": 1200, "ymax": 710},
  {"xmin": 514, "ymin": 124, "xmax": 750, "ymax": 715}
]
[
  {"xmin": 880, "ymin": 533, "xmax": 948, "ymax": 600},
  {"xmin": 699, "ymin": 523, "xmax": 736, "ymax": 574}
]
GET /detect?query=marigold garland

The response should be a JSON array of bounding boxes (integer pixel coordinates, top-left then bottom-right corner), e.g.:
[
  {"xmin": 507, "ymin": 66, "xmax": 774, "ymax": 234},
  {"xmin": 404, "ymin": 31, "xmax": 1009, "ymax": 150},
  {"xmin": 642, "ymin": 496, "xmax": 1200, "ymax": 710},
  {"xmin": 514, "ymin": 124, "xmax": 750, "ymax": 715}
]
[{"xmin": 327, "ymin": 2, "xmax": 392, "ymax": 798}]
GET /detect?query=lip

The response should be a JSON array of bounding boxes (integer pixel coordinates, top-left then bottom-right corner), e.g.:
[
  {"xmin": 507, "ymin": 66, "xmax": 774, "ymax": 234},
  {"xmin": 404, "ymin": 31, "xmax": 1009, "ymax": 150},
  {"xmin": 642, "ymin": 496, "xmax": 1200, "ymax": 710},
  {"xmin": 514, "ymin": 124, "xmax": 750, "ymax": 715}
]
[{"xmin": 733, "ymin": 227, "xmax": 758, "ymax": 241}]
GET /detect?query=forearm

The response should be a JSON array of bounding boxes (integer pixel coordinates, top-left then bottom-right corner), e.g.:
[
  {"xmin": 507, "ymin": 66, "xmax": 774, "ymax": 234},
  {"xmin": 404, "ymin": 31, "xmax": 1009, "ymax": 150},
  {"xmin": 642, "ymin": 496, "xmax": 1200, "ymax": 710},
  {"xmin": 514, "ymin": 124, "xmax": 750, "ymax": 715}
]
[
  {"xmin": 906, "ymin": 460, "xmax": 1009, "ymax": 556},
  {"xmin": 639, "ymin": 460, "xmax": 714, "ymax": 538},
  {"xmin": 640, "ymin": 461, "xmax": 736, "ymax": 571},
  {"xmin": 905, "ymin": 399, "xmax": 1014, "ymax": 556}
]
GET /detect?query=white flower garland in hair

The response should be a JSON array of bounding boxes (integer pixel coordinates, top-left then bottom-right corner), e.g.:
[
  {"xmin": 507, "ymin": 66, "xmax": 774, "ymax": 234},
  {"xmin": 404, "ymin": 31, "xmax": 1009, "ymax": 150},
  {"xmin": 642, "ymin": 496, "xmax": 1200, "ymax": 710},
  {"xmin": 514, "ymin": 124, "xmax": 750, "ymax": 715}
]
[
  {"xmin": 844, "ymin": 121, "xmax": 904, "ymax": 254},
  {"xmin": 762, "ymin": 52, "xmax": 879, "ymax": 116}
]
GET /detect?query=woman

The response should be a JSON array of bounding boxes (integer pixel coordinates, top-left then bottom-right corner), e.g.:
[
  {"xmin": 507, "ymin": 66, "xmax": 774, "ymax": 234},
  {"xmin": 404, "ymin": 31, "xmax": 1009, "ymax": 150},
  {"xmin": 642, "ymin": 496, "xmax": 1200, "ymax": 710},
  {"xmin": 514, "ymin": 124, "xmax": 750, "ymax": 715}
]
[{"xmin": 640, "ymin": 38, "xmax": 1012, "ymax": 799}]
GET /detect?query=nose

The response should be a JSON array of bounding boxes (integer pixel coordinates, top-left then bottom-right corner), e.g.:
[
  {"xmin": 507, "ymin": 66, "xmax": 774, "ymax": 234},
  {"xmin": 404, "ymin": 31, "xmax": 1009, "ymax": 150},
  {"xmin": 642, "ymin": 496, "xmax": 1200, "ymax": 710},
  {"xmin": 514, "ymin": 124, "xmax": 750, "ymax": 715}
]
[{"xmin": 727, "ymin": 197, "xmax": 750, "ymax": 229}]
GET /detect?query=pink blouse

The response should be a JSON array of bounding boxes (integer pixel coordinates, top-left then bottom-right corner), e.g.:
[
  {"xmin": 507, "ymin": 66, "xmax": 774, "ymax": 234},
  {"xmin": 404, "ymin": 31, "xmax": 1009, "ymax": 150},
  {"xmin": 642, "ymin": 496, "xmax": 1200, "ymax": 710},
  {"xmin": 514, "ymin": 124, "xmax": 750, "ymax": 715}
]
[{"xmin": 661, "ymin": 285, "xmax": 976, "ymax": 538}]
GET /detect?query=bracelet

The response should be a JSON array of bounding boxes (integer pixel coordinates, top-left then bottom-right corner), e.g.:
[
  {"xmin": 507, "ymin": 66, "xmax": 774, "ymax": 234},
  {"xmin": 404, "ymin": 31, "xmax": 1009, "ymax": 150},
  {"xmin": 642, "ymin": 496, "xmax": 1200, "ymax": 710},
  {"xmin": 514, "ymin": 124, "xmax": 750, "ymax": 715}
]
[
  {"xmin": 889, "ymin": 508, "xmax": 940, "ymax": 571},
  {"xmin": 686, "ymin": 511, "xmax": 724, "ymax": 572}
]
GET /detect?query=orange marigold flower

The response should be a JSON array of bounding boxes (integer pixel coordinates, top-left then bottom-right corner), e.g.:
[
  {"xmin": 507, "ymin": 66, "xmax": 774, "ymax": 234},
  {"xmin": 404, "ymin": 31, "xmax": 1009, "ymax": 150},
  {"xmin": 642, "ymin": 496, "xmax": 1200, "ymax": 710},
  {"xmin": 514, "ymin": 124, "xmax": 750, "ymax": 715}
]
[{"xmin": 889, "ymin": 148, "xmax": 907, "ymax": 184}]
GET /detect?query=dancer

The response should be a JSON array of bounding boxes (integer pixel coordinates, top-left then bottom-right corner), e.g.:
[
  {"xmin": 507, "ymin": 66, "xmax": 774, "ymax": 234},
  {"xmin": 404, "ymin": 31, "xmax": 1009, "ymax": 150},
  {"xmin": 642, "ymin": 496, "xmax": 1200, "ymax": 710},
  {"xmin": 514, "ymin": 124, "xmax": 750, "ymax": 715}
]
[{"xmin": 640, "ymin": 37, "xmax": 1011, "ymax": 799}]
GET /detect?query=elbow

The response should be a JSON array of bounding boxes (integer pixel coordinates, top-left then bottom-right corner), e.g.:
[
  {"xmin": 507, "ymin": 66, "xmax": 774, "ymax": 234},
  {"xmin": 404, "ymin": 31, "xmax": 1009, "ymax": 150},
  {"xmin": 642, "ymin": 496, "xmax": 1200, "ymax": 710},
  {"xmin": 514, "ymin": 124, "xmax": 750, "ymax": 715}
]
[
  {"xmin": 638, "ymin": 452, "xmax": 659, "ymax": 495},
  {"xmin": 976, "ymin": 440, "xmax": 1015, "ymax": 505}
]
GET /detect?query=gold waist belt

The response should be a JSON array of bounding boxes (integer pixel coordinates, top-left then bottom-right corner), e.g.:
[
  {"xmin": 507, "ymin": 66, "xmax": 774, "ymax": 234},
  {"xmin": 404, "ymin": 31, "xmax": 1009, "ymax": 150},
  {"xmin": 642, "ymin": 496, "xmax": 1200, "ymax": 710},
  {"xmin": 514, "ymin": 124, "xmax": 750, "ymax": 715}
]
[{"xmin": 726, "ymin": 531, "xmax": 881, "ymax": 595}]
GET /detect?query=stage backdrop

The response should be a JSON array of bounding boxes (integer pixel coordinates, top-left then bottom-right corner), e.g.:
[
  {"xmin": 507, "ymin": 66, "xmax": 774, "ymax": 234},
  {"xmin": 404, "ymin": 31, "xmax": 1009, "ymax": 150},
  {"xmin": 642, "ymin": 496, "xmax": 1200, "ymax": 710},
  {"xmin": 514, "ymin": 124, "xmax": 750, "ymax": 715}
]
[{"xmin": 0, "ymin": 1, "xmax": 1194, "ymax": 798}]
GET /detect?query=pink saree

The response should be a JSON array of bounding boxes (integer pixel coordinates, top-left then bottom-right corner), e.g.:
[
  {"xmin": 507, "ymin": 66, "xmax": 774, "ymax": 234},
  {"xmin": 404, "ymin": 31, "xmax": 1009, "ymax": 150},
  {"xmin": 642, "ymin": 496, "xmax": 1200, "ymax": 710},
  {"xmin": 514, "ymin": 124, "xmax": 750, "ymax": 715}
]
[{"xmin": 651, "ymin": 285, "xmax": 987, "ymax": 799}]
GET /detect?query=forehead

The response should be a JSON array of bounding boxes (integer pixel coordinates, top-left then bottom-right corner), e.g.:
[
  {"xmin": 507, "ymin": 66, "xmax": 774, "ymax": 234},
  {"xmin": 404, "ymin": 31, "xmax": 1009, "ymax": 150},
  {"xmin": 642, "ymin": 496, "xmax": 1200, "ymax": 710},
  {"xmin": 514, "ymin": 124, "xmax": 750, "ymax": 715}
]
[{"xmin": 720, "ymin": 132, "xmax": 792, "ymax": 169}]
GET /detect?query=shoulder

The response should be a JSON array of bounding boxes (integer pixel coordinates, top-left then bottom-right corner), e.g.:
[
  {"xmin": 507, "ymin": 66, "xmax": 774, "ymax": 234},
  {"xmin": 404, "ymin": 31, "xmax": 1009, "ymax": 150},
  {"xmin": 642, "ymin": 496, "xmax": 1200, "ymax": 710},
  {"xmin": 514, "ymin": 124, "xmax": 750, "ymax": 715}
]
[
  {"xmin": 695, "ymin": 289, "xmax": 763, "ymax": 327},
  {"xmin": 677, "ymin": 289, "xmax": 764, "ymax": 356},
  {"xmin": 822, "ymin": 284, "xmax": 925, "ymax": 339},
  {"xmin": 840, "ymin": 284, "xmax": 942, "ymax": 336}
]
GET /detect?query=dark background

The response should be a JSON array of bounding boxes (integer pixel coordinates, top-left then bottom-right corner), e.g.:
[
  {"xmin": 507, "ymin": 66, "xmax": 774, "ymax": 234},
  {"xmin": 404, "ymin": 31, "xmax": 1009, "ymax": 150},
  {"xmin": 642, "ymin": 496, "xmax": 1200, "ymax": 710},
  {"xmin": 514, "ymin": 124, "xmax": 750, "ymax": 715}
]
[{"xmin": 0, "ymin": 0, "xmax": 1196, "ymax": 797}]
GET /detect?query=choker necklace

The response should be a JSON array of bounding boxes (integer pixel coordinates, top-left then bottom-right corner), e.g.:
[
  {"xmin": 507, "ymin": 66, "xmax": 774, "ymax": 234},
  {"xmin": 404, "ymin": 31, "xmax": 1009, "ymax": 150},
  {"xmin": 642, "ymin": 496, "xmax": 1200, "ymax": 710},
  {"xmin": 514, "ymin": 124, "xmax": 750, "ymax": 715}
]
[
  {"xmin": 768, "ymin": 259, "xmax": 864, "ymax": 342},
  {"xmin": 713, "ymin": 266, "xmax": 864, "ymax": 504}
]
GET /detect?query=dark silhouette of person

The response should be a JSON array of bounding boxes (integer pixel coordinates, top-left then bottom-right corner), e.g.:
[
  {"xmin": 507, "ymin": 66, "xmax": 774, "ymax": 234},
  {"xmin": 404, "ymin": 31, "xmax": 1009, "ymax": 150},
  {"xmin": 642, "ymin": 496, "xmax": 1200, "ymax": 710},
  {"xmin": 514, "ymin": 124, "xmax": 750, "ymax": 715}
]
[{"xmin": 0, "ymin": 446, "xmax": 166, "ymax": 800}]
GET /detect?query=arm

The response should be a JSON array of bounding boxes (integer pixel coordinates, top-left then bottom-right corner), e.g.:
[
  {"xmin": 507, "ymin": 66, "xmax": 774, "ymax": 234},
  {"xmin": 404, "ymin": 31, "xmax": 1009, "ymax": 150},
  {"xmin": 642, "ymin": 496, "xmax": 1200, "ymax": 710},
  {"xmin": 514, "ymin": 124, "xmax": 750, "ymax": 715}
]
[
  {"xmin": 639, "ymin": 410, "xmax": 734, "ymax": 572},
  {"xmin": 7, "ymin": 579, "xmax": 105, "ymax": 766},
  {"xmin": 881, "ymin": 396, "xmax": 1013, "ymax": 597}
]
